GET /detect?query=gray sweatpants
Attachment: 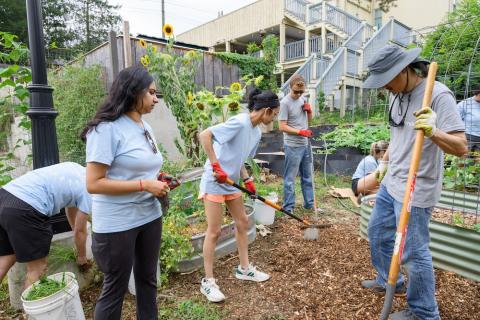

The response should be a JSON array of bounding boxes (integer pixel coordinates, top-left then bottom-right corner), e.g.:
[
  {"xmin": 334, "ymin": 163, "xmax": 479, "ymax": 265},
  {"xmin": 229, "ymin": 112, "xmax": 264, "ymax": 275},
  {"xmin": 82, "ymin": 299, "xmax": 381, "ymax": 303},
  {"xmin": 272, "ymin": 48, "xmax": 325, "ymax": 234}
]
[{"xmin": 92, "ymin": 218, "xmax": 162, "ymax": 320}]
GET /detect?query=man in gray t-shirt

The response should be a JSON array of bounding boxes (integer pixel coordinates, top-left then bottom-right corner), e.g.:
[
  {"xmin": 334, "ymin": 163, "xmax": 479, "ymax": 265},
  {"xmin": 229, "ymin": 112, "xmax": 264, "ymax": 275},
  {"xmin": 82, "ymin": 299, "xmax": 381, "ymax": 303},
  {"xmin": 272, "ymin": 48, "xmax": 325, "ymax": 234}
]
[
  {"xmin": 361, "ymin": 45, "xmax": 467, "ymax": 320},
  {"xmin": 278, "ymin": 75, "xmax": 314, "ymax": 212}
]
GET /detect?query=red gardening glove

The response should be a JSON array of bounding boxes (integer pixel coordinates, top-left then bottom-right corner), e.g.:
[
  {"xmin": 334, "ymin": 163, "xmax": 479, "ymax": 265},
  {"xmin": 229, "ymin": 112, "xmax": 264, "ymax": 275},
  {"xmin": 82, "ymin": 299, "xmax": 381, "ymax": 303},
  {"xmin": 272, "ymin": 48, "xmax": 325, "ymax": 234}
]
[
  {"xmin": 303, "ymin": 102, "xmax": 312, "ymax": 114},
  {"xmin": 244, "ymin": 179, "xmax": 256, "ymax": 194},
  {"xmin": 157, "ymin": 172, "xmax": 180, "ymax": 190},
  {"xmin": 298, "ymin": 129, "xmax": 313, "ymax": 138},
  {"xmin": 212, "ymin": 161, "xmax": 228, "ymax": 183}
]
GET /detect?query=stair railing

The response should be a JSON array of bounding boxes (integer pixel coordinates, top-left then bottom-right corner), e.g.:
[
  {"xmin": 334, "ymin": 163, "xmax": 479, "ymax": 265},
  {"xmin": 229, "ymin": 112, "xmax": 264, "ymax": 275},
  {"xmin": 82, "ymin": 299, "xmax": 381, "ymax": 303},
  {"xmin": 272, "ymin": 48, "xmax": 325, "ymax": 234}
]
[
  {"xmin": 316, "ymin": 47, "xmax": 346, "ymax": 99},
  {"xmin": 280, "ymin": 54, "xmax": 315, "ymax": 96},
  {"xmin": 324, "ymin": 3, "xmax": 362, "ymax": 36},
  {"xmin": 343, "ymin": 24, "xmax": 364, "ymax": 51},
  {"xmin": 284, "ymin": 0, "xmax": 309, "ymax": 23},
  {"xmin": 391, "ymin": 19, "xmax": 411, "ymax": 47},
  {"xmin": 362, "ymin": 19, "xmax": 393, "ymax": 71}
]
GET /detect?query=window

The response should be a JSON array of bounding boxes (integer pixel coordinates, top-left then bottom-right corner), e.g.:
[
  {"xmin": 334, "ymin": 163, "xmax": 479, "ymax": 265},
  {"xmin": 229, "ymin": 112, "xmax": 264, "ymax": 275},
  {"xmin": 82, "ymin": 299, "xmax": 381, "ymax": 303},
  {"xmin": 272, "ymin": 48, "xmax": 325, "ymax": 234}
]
[{"xmin": 374, "ymin": 8, "xmax": 382, "ymax": 30}]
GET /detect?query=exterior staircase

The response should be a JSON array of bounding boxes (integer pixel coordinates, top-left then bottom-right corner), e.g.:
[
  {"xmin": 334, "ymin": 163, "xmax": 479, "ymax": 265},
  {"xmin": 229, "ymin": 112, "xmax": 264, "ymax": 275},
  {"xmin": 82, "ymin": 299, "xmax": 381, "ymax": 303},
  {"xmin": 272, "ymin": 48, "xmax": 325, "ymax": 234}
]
[{"xmin": 280, "ymin": 0, "xmax": 412, "ymax": 117}]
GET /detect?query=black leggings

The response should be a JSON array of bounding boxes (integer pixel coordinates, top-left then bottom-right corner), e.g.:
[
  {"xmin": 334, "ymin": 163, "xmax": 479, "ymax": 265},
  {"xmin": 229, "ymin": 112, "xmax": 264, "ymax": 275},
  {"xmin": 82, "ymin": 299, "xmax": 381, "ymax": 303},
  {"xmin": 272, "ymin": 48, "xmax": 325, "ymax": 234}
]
[{"xmin": 92, "ymin": 217, "xmax": 162, "ymax": 320}]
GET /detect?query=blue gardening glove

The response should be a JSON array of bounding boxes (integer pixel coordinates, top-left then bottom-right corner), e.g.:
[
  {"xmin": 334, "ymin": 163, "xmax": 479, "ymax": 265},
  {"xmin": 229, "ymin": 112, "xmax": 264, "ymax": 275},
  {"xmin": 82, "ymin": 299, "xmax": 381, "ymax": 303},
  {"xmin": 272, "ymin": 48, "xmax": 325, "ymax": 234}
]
[
  {"xmin": 414, "ymin": 108, "xmax": 437, "ymax": 138},
  {"xmin": 375, "ymin": 160, "xmax": 388, "ymax": 183}
]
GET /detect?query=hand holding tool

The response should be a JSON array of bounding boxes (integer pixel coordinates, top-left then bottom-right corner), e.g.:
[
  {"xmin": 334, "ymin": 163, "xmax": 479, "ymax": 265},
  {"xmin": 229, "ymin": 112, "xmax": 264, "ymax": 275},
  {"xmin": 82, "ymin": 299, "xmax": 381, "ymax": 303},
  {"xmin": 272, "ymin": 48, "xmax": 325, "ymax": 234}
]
[
  {"xmin": 298, "ymin": 129, "xmax": 313, "ymax": 138},
  {"xmin": 212, "ymin": 161, "xmax": 228, "ymax": 183},
  {"xmin": 414, "ymin": 108, "xmax": 437, "ymax": 138}
]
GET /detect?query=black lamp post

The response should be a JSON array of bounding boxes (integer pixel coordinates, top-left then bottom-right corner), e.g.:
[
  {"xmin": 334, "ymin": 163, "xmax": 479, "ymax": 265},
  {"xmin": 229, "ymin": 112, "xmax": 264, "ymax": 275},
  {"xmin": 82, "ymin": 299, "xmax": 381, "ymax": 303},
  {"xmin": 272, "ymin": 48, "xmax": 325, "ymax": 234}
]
[{"xmin": 25, "ymin": 0, "xmax": 69, "ymax": 233}]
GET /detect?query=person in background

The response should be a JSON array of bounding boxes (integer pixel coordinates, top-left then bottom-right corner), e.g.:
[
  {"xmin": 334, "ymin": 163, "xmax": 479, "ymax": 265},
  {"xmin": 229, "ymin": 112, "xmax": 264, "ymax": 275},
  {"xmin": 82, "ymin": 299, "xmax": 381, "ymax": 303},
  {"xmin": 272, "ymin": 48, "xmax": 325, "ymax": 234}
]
[
  {"xmin": 0, "ymin": 162, "xmax": 91, "ymax": 288},
  {"xmin": 81, "ymin": 65, "xmax": 169, "ymax": 320},
  {"xmin": 278, "ymin": 74, "xmax": 314, "ymax": 213},
  {"xmin": 197, "ymin": 88, "xmax": 279, "ymax": 302},
  {"xmin": 351, "ymin": 140, "xmax": 389, "ymax": 198},
  {"xmin": 457, "ymin": 84, "xmax": 480, "ymax": 156},
  {"xmin": 362, "ymin": 45, "xmax": 467, "ymax": 320}
]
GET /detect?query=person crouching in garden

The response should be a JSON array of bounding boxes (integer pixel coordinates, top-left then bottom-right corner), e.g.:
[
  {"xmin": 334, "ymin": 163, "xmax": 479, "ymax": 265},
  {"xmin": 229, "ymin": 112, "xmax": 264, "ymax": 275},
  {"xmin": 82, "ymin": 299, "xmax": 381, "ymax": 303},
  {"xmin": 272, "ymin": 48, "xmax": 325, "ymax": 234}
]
[
  {"xmin": 362, "ymin": 45, "xmax": 467, "ymax": 320},
  {"xmin": 351, "ymin": 140, "xmax": 389, "ymax": 199},
  {"xmin": 81, "ymin": 66, "xmax": 169, "ymax": 320},
  {"xmin": 198, "ymin": 88, "xmax": 279, "ymax": 302},
  {"xmin": 0, "ymin": 162, "xmax": 91, "ymax": 288}
]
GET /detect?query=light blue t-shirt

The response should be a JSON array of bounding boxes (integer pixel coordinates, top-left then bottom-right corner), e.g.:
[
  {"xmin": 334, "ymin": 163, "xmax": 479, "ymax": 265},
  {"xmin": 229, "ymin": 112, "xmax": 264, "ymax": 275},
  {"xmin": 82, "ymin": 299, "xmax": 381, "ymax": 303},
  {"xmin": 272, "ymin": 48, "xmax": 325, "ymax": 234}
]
[
  {"xmin": 86, "ymin": 115, "xmax": 163, "ymax": 233},
  {"xmin": 457, "ymin": 97, "xmax": 480, "ymax": 137},
  {"xmin": 3, "ymin": 162, "xmax": 91, "ymax": 217},
  {"xmin": 200, "ymin": 113, "xmax": 261, "ymax": 195},
  {"xmin": 352, "ymin": 155, "xmax": 378, "ymax": 180}
]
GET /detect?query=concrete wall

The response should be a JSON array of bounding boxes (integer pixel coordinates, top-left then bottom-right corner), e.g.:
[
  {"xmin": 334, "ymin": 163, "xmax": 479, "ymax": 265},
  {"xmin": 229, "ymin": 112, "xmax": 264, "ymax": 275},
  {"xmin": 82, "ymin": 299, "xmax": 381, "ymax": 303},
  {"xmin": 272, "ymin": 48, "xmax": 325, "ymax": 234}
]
[
  {"xmin": 142, "ymin": 99, "xmax": 185, "ymax": 162},
  {"xmin": 177, "ymin": 0, "xmax": 284, "ymax": 47}
]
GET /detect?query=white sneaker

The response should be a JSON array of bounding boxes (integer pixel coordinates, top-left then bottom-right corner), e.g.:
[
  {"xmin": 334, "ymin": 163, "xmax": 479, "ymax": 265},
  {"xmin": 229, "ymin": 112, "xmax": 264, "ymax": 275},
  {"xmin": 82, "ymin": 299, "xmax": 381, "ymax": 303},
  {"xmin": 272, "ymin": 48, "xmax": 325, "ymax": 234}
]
[
  {"xmin": 235, "ymin": 263, "xmax": 270, "ymax": 282},
  {"xmin": 200, "ymin": 278, "xmax": 225, "ymax": 302}
]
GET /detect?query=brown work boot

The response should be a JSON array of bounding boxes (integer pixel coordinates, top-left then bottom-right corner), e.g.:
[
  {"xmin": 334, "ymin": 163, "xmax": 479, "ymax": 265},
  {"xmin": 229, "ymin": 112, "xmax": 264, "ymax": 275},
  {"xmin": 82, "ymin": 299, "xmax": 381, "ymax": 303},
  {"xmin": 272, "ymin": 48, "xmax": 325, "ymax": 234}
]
[{"xmin": 361, "ymin": 279, "xmax": 406, "ymax": 297}]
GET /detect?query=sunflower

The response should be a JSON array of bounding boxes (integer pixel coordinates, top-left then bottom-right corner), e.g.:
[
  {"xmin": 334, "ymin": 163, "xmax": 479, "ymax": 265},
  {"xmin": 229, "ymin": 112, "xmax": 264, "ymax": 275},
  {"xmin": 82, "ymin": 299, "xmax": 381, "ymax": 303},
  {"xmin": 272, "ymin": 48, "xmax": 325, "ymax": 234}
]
[
  {"xmin": 196, "ymin": 102, "xmax": 205, "ymax": 111},
  {"xmin": 187, "ymin": 92, "xmax": 193, "ymax": 105},
  {"xmin": 228, "ymin": 101, "xmax": 240, "ymax": 111},
  {"xmin": 163, "ymin": 24, "xmax": 174, "ymax": 37},
  {"xmin": 139, "ymin": 39, "xmax": 147, "ymax": 48},
  {"xmin": 152, "ymin": 45, "xmax": 157, "ymax": 53},
  {"xmin": 229, "ymin": 82, "xmax": 242, "ymax": 93},
  {"xmin": 140, "ymin": 55, "xmax": 150, "ymax": 67}
]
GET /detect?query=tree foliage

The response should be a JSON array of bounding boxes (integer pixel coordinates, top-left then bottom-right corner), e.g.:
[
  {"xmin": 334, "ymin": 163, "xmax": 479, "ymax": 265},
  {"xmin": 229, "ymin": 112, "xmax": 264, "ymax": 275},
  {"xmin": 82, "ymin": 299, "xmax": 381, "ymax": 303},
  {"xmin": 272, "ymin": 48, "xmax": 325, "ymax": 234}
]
[
  {"xmin": 422, "ymin": 0, "xmax": 480, "ymax": 96},
  {"xmin": 378, "ymin": 0, "xmax": 398, "ymax": 12},
  {"xmin": 0, "ymin": 0, "xmax": 121, "ymax": 54}
]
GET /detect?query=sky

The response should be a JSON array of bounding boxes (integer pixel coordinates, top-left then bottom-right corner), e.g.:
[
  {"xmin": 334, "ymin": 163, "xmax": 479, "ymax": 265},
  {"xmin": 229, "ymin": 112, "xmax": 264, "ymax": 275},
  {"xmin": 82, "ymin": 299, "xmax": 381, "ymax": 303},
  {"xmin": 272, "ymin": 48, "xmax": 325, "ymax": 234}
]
[{"xmin": 108, "ymin": 0, "xmax": 257, "ymax": 38}]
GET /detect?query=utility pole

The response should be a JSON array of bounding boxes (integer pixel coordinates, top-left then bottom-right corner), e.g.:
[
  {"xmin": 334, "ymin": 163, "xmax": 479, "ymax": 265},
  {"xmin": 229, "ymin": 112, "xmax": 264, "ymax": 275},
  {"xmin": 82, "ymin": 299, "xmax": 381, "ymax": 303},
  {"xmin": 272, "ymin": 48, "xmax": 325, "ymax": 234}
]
[{"xmin": 161, "ymin": 0, "xmax": 165, "ymax": 38}]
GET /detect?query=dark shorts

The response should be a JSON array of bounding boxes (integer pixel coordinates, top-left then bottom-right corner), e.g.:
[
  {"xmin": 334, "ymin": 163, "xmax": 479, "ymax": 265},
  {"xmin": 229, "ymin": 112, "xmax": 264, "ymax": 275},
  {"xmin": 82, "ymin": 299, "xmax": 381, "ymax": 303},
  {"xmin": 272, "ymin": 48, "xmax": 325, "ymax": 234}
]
[
  {"xmin": 0, "ymin": 189, "xmax": 52, "ymax": 263},
  {"xmin": 351, "ymin": 178, "xmax": 360, "ymax": 196}
]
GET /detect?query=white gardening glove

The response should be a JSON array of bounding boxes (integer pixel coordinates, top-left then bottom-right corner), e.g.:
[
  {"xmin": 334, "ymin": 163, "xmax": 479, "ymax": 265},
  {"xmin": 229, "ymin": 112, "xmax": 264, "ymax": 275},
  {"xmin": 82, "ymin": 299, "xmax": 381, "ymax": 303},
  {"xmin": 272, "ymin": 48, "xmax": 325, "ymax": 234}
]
[
  {"xmin": 375, "ymin": 160, "xmax": 388, "ymax": 183},
  {"xmin": 413, "ymin": 108, "xmax": 437, "ymax": 138}
]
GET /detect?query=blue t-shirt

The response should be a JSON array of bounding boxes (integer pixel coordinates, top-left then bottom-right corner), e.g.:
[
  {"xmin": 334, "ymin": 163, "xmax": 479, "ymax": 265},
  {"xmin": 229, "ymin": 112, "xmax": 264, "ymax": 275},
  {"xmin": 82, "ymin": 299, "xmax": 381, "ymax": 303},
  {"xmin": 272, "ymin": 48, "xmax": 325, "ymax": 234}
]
[
  {"xmin": 200, "ymin": 113, "xmax": 261, "ymax": 195},
  {"xmin": 3, "ymin": 162, "xmax": 91, "ymax": 217},
  {"xmin": 86, "ymin": 115, "xmax": 163, "ymax": 233},
  {"xmin": 457, "ymin": 97, "xmax": 480, "ymax": 137},
  {"xmin": 352, "ymin": 155, "xmax": 378, "ymax": 180}
]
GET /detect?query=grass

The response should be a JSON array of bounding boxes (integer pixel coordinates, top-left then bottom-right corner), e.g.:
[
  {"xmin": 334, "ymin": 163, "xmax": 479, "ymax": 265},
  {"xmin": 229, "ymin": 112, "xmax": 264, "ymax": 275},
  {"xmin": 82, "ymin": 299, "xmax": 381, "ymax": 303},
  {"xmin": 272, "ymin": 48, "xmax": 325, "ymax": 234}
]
[
  {"xmin": 158, "ymin": 299, "xmax": 225, "ymax": 320},
  {"xmin": 24, "ymin": 274, "xmax": 67, "ymax": 301},
  {"xmin": 0, "ymin": 278, "xmax": 8, "ymax": 302},
  {"xmin": 48, "ymin": 244, "xmax": 77, "ymax": 270}
]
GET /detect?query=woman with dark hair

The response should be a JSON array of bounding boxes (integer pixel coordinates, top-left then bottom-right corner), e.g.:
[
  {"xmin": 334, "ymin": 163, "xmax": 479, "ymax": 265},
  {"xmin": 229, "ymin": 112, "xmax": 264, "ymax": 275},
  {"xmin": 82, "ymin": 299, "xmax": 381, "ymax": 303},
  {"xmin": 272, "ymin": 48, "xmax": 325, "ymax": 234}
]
[
  {"xmin": 81, "ymin": 66, "xmax": 169, "ymax": 320},
  {"xmin": 197, "ymin": 88, "xmax": 279, "ymax": 302}
]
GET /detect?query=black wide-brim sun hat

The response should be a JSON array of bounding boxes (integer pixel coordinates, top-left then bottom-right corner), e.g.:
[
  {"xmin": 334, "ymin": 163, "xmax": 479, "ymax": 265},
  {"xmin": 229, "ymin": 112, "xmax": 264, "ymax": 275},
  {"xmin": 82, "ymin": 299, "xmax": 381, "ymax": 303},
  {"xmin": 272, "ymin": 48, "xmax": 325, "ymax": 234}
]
[{"xmin": 363, "ymin": 45, "xmax": 422, "ymax": 89}]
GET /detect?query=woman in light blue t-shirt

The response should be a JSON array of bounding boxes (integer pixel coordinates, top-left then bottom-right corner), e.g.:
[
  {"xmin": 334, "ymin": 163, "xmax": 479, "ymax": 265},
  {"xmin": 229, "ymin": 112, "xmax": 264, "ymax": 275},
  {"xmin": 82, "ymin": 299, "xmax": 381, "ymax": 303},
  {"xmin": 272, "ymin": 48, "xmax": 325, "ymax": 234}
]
[
  {"xmin": 198, "ymin": 89, "xmax": 280, "ymax": 303},
  {"xmin": 81, "ymin": 66, "xmax": 169, "ymax": 320},
  {"xmin": 351, "ymin": 140, "xmax": 389, "ymax": 197}
]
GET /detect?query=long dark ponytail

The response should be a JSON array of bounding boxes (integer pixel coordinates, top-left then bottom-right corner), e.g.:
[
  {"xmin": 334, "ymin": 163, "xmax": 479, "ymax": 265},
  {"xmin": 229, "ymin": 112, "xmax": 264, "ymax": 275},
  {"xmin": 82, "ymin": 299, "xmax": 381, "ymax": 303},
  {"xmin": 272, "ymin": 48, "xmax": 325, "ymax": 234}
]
[{"xmin": 80, "ymin": 66, "xmax": 153, "ymax": 141}]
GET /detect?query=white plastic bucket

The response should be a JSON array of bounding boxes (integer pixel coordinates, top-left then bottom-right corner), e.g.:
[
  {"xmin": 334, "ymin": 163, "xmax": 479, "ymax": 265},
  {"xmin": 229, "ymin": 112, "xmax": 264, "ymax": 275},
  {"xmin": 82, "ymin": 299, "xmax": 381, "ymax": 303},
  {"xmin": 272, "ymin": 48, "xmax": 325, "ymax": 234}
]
[
  {"xmin": 21, "ymin": 272, "xmax": 85, "ymax": 320},
  {"xmin": 255, "ymin": 192, "xmax": 278, "ymax": 225}
]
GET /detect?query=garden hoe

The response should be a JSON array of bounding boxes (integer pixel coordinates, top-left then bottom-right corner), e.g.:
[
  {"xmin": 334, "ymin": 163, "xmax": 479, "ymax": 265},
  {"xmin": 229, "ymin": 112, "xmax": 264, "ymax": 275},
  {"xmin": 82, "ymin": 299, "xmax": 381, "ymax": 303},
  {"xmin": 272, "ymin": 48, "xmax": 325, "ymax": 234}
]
[
  {"xmin": 379, "ymin": 61, "xmax": 438, "ymax": 320},
  {"xmin": 224, "ymin": 177, "xmax": 331, "ymax": 240}
]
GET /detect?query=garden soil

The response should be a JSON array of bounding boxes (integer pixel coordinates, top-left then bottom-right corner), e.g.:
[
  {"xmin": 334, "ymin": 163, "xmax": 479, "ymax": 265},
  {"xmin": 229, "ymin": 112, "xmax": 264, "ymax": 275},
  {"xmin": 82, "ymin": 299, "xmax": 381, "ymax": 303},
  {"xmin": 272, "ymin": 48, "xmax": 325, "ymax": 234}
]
[{"xmin": 2, "ymin": 203, "xmax": 478, "ymax": 319}]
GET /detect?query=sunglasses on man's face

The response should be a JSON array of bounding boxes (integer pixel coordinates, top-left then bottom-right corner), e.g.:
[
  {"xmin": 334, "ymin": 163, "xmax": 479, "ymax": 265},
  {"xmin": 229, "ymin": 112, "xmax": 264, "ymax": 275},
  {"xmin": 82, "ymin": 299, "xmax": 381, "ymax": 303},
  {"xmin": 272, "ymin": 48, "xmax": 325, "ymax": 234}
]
[{"xmin": 293, "ymin": 90, "xmax": 304, "ymax": 95}]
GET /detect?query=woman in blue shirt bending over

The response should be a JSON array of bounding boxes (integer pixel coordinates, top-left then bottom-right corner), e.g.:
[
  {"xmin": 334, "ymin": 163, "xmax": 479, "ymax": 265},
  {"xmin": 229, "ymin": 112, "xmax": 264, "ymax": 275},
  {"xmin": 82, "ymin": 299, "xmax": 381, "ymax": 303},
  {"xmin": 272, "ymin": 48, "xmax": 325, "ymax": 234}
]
[
  {"xmin": 351, "ymin": 140, "xmax": 389, "ymax": 198},
  {"xmin": 198, "ymin": 89, "xmax": 280, "ymax": 302},
  {"xmin": 81, "ymin": 66, "xmax": 169, "ymax": 320}
]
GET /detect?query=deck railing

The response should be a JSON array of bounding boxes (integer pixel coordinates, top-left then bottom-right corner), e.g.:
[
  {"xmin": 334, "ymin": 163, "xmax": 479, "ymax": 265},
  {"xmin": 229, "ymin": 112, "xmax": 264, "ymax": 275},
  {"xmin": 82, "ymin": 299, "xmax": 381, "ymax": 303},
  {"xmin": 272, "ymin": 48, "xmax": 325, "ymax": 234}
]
[{"xmin": 284, "ymin": 0, "xmax": 308, "ymax": 23}]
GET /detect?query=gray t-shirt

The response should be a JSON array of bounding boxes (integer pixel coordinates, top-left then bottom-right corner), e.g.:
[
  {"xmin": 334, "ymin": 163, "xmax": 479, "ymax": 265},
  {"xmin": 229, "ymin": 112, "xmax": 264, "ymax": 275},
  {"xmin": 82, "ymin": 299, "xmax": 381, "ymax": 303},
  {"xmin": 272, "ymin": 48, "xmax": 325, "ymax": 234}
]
[
  {"xmin": 383, "ymin": 80, "xmax": 465, "ymax": 208},
  {"xmin": 278, "ymin": 95, "xmax": 308, "ymax": 147}
]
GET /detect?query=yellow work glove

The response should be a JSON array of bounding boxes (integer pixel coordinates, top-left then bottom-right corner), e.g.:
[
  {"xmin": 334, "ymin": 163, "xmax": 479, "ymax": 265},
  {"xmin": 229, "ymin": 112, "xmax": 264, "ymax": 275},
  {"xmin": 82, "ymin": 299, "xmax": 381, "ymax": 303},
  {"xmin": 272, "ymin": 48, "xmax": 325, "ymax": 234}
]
[
  {"xmin": 413, "ymin": 108, "xmax": 437, "ymax": 138},
  {"xmin": 375, "ymin": 160, "xmax": 388, "ymax": 183}
]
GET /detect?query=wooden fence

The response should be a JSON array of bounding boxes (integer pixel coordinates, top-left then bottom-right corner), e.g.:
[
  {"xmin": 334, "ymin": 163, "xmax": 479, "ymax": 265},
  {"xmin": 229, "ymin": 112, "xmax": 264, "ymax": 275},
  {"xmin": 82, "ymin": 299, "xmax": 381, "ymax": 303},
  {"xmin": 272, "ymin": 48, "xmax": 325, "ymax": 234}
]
[{"xmin": 81, "ymin": 33, "xmax": 241, "ymax": 92}]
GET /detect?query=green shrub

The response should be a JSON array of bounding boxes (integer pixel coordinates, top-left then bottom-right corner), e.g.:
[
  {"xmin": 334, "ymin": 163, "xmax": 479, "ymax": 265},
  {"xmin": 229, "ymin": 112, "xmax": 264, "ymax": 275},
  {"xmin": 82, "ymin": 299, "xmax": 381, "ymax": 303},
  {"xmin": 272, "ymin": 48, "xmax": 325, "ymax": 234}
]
[
  {"xmin": 320, "ymin": 123, "xmax": 390, "ymax": 154},
  {"xmin": 50, "ymin": 64, "xmax": 105, "ymax": 164}
]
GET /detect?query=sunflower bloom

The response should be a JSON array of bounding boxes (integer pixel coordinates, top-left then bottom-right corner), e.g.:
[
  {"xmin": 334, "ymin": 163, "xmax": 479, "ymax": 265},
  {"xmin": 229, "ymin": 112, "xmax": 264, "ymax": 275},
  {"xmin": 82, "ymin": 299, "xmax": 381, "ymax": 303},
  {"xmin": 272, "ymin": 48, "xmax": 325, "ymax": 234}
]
[
  {"xmin": 196, "ymin": 102, "xmax": 205, "ymax": 111},
  {"xmin": 140, "ymin": 55, "xmax": 150, "ymax": 67},
  {"xmin": 229, "ymin": 82, "xmax": 241, "ymax": 93},
  {"xmin": 228, "ymin": 101, "xmax": 240, "ymax": 112},
  {"xmin": 163, "ymin": 24, "xmax": 174, "ymax": 37},
  {"xmin": 187, "ymin": 92, "xmax": 193, "ymax": 105},
  {"xmin": 139, "ymin": 39, "xmax": 147, "ymax": 48}
]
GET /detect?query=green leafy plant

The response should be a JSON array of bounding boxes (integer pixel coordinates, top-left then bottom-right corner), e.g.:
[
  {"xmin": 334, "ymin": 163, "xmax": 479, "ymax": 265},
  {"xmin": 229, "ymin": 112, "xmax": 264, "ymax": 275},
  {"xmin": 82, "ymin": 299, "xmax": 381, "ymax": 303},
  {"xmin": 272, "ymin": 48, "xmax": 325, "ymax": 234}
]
[
  {"xmin": 48, "ymin": 244, "xmax": 77, "ymax": 270},
  {"xmin": 320, "ymin": 123, "xmax": 390, "ymax": 154},
  {"xmin": 50, "ymin": 64, "xmax": 105, "ymax": 164},
  {"xmin": 24, "ymin": 274, "xmax": 67, "ymax": 301},
  {"xmin": 215, "ymin": 34, "xmax": 279, "ymax": 91},
  {"xmin": 473, "ymin": 224, "xmax": 480, "ymax": 233},
  {"xmin": 0, "ymin": 279, "xmax": 8, "ymax": 302},
  {"xmin": 443, "ymin": 154, "xmax": 480, "ymax": 191},
  {"xmin": 159, "ymin": 299, "xmax": 225, "ymax": 320},
  {"xmin": 451, "ymin": 212, "xmax": 465, "ymax": 227},
  {"xmin": 246, "ymin": 42, "xmax": 261, "ymax": 55},
  {"xmin": 144, "ymin": 39, "xmax": 205, "ymax": 165},
  {"xmin": 0, "ymin": 32, "xmax": 31, "ymax": 186}
]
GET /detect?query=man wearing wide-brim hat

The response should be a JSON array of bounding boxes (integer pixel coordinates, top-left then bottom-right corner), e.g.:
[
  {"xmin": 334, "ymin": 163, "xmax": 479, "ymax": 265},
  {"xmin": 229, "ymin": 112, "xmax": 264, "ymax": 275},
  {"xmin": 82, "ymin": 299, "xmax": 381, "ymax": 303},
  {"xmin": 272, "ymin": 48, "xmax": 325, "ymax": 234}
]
[{"xmin": 361, "ymin": 45, "xmax": 467, "ymax": 320}]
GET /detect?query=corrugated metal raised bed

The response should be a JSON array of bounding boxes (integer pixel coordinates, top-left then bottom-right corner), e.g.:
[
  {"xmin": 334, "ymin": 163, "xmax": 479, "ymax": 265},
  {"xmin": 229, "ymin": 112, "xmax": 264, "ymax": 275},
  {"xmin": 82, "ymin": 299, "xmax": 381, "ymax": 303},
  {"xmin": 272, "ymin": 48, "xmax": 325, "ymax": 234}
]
[{"xmin": 360, "ymin": 191, "xmax": 480, "ymax": 282}]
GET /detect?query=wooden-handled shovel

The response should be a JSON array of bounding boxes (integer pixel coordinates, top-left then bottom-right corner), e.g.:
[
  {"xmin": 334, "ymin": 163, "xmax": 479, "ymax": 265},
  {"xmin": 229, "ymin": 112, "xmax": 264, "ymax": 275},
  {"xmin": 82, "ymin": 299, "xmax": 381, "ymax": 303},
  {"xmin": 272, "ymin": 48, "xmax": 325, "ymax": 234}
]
[{"xmin": 379, "ymin": 61, "xmax": 438, "ymax": 320}]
